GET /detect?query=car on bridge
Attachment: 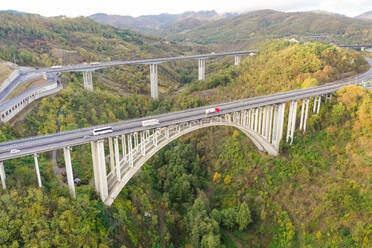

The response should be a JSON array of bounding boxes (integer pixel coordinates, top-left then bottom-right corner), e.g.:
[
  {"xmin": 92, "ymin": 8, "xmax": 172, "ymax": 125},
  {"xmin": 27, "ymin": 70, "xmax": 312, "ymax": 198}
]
[
  {"xmin": 10, "ymin": 149, "xmax": 21, "ymax": 154},
  {"xmin": 205, "ymin": 107, "xmax": 220, "ymax": 114},
  {"xmin": 51, "ymin": 65, "xmax": 62, "ymax": 69},
  {"xmin": 142, "ymin": 119, "xmax": 160, "ymax": 127},
  {"xmin": 90, "ymin": 62, "xmax": 100, "ymax": 66},
  {"xmin": 92, "ymin": 126, "xmax": 113, "ymax": 136}
]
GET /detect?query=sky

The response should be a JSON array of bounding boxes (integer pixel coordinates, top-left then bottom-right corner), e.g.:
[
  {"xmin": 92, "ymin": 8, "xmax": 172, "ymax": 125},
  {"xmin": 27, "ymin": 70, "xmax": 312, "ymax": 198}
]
[{"xmin": 1, "ymin": 0, "xmax": 372, "ymax": 17}]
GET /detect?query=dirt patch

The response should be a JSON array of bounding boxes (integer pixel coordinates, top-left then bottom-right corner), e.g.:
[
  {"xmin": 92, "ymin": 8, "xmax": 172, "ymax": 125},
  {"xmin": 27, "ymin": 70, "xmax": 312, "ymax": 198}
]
[{"xmin": 0, "ymin": 63, "xmax": 14, "ymax": 86}]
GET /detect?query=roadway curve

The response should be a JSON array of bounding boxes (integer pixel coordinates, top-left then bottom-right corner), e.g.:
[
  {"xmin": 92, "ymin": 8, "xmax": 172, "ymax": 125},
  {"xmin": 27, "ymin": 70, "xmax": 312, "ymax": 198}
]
[{"xmin": 0, "ymin": 58, "xmax": 371, "ymax": 161}]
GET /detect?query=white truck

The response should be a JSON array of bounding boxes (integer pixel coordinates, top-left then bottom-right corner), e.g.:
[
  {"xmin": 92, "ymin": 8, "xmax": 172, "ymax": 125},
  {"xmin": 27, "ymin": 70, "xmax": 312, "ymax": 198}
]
[{"xmin": 205, "ymin": 107, "xmax": 220, "ymax": 114}]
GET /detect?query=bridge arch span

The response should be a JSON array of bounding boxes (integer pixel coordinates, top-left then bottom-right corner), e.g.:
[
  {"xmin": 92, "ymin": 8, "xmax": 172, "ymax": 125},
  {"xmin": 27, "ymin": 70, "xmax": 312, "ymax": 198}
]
[{"xmin": 103, "ymin": 109, "xmax": 284, "ymax": 205}]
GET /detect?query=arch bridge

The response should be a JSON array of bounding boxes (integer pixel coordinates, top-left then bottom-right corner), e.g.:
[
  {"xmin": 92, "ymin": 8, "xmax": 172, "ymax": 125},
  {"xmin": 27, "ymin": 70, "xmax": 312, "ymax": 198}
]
[{"xmin": 0, "ymin": 84, "xmax": 343, "ymax": 205}]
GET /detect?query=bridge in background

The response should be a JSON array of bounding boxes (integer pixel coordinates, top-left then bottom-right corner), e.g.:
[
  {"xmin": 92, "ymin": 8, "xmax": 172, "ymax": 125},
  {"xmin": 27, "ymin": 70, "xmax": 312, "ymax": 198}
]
[
  {"xmin": 0, "ymin": 57, "xmax": 371, "ymax": 205},
  {"xmin": 336, "ymin": 44, "xmax": 372, "ymax": 51},
  {"xmin": 34, "ymin": 50, "xmax": 257, "ymax": 98},
  {"xmin": 0, "ymin": 51, "xmax": 256, "ymax": 123}
]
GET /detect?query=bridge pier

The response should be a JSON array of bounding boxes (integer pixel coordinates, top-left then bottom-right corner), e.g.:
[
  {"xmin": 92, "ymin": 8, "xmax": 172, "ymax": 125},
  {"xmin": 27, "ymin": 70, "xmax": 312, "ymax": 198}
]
[
  {"xmin": 91, "ymin": 140, "xmax": 108, "ymax": 201},
  {"xmin": 272, "ymin": 103, "xmax": 286, "ymax": 150},
  {"xmin": 198, "ymin": 59, "xmax": 206, "ymax": 80},
  {"xmin": 150, "ymin": 64, "xmax": 158, "ymax": 99},
  {"xmin": 0, "ymin": 161, "xmax": 6, "ymax": 189},
  {"xmin": 234, "ymin": 55, "xmax": 241, "ymax": 65},
  {"xmin": 82, "ymin": 71, "xmax": 93, "ymax": 90},
  {"xmin": 108, "ymin": 137, "xmax": 115, "ymax": 176},
  {"xmin": 313, "ymin": 96, "xmax": 321, "ymax": 113},
  {"xmin": 33, "ymin": 153, "xmax": 42, "ymax": 188},
  {"xmin": 114, "ymin": 137, "xmax": 121, "ymax": 181},
  {"xmin": 299, "ymin": 99, "xmax": 310, "ymax": 132},
  {"xmin": 286, "ymin": 101, "xmax": 298, "ymax": 144},
  {"xmin": 63, "ymin": 147, "xmax": 76, "ymax": 198}
]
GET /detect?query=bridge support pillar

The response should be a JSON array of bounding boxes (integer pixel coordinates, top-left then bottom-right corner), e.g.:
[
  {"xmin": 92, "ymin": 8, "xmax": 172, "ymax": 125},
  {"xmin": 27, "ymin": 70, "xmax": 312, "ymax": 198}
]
[
  {"xmin": 114, "ymin": 137, "xmax": 121, "ymax": 181},
  {"xmin": 234, "ymin": 55, "xmax": 241, "ymax": 65},
  {"xmin": 33, "ymin": 154, "xmax": 42, "ymax": 188},
  {"xmin": 128, "ymin": 134, "xmax": 134, "ymax": 168},
  {"xmin": 91, "ymin": 140, "xmax": 108, "ymax": 201},
  {"xmin": 0, "ymin": 161, "xmax": 6, "ymax": 190},
  {"xmin": 63, "ymin": 147, "xmax": 76, "ymax": 198},
  {"xmin": 150, "ymin": 64, "xmax": 158, "ymax": 99},
  {"xmin": 299, "ymin": 99, "xmax": 309, "ymax": 132},
  {"xmin": 313, "ymin": 96, "xmax": 321, "ymax": 113},
  {"xmin": 91, "ymin": 141, "xmax": 100, "ymax": 193},
  {"xmin": 83, "ymin": 71, "xmax": 93, "ymax": 91},
  {"xmin": 108, "ymin": 137, "xmax": 115, "ymax": 176},
  {"xmin": 286, "ymin": 101, "xmax": 298, "ymax": 144},
  {"xmin": 272, "ymin": 103, "xmax": 286, "ymax": 150},
  {"xmin": 198, "ymin": 59, "xmax": 206, "ymax": 80},
  {"xmin": 121, "ymin": 135, "xmax": 127, "ymax": 161}
]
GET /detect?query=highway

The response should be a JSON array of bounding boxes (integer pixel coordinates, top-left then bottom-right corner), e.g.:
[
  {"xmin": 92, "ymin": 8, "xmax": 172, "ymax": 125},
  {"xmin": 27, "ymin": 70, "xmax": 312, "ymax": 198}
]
[
  {"xmin": 0, "ymin": 58, "xmax": 371, "ymax": 161},
  {"xmin": 33, "ymin": 50, "xmax": 257, "ymax": 73}
]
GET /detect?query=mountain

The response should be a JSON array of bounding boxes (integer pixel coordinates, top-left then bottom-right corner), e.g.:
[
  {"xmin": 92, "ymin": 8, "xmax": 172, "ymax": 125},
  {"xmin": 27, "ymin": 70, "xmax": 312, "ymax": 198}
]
[
  {"xmin": 355, "ymin": 10, "xmax": 372, "ymax": 20},
  {"xmin": 163, "ymin": 9, "xmax": 372, "ymax": 49},
  {"xmin": 0, "ymin": 9, "xmax": 26, "ymax": 15},
  {"xmin": 89, "ymin": 10, "xmax": 239, "ymax": 35}
]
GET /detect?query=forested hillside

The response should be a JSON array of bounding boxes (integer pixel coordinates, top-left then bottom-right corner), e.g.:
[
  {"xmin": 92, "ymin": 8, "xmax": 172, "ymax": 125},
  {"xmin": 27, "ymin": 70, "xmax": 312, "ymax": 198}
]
[
  {"xmin": 163, "ymin": 10, "xmax": 372, "ymax": 49},
  {"xmin": 0, "ymin": 12, "xmax": 209, "ymax": 95},
  {"xmin": 0, "ymin": 41, "xmax": 370, "ymax": 247}
]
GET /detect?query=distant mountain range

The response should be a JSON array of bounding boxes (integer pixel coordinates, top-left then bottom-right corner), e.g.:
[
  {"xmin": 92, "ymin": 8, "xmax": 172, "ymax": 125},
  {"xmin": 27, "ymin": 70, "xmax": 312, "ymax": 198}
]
[
  {"xmin": 355, "ymin": 10, "xmax": 372, "ymax": 20},
  {"xmin": 89, "ymin": 10, "xmax": 240, "ymax": 35}
]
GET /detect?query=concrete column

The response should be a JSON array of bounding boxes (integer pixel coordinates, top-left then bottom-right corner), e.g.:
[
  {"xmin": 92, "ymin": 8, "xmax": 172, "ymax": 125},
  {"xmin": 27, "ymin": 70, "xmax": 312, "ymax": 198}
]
[
  {"xmin": 254, "ymin": 108, "xmax": 259, "ymax": 132},
  {"xmin": 0, "ymin": 161, "xmax": 6, "ymax": 190},
  {"xmin": 258, "ymin": 108, "xmax": 263, "ymax": 135},
  {"xmin": 303, "ymin": 99, "xmax": 310, "ymax": 132},
  {"xmin": 121, "ymin": 135, "xmax": 127, "ymax": 160},
  {"xmin": 316, "ymin": 96, "xmax": 321, "ymax": 114},
  {"xmin": 264, "ymin": 106, "xmax": 270, "ymax": 138},
  {"xmin": 150, "ymin": 64, "xmax": 158, "ymax": 99},
  {"xmin": 250, "ymin": 110, "xmax": 254, "ymax": 130},
  {"xmin": 134, "ymin": 132, "xmax": 139, "ymax": 147},
  {"xmin": 63, "ymin": 147, "xmax": 76, "ymax": 198},
  {"xmin": 198, "ymin": 59, "xmax": 206, "ymax": 80},
  {"xmin": 96, "ymin": 140, "xmax": 108, "ymax": 201},
  {"xmin": 278, "ymin": 103, "xmax": 286, "ymax": 145},
  {"xmin": 91, "ymin": 141, "xmax": 100, "ymax": 193},
  {"xmin": 272, "ymin": 103, "xmax": 286, "ymax": 150},
  {"xmin": 247, "ymin": 110, "xmax": 251, "ymax": 128},
  {"xmin": 141, "ymin": 132, "xmax": 145, "ymax": 156},
  {"xmin": 114, "ymin": 137, "xmax": 121, "ymax": 181},
  {"xmin": 33, "ymin": 154, "xmax": 42, "ymax": 188},
  {"xmin": 286, "ymin": 101, "xmax": 298, "ymax": 144},
  {"xmin": 128, "ymin": 134, "xmax": 134, "ymax": 168},
  {"xmin": 153, "ymin": 131, "xmax": 158, "ymax": 147},
  {"xmin": 272, "ymin": 105, "xmax": 279, "ymax": 147},
  {"xmin": 82, "ymin": 71, "xmax": 93, "ymax": 90},
  {"xmin": 299, "ymin": 100, "xmax": 305, "ymax": 130},
  {"xmin": 268, "ymin": 105, "xmax": 273, "ymax": 142},
  {"xmin": 108, "ymin": 137, "xmax": 115, "ymax": 174},
  {"xmin": 234, "ymin": 55, "xmax": 241, "ymax": 65}
]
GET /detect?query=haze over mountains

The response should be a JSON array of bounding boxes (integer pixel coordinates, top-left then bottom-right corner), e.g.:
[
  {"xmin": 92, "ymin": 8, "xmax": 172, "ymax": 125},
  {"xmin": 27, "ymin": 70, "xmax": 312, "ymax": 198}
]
[
  {"xmin": 89, "ymin": 9, "xmax": 372, "ymax": 50},
  {"xmin": 89, "ymin": 10, "xmax": 241, "ymax": 35},
  {"xmin": 356, "ymin": 10, "xmax": 372, "ymax": 20}
]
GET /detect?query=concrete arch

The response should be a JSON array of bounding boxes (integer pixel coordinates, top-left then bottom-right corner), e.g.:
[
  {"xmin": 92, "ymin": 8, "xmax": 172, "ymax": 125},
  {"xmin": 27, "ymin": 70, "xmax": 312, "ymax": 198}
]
[{"xmin": 104, "ymin": 120, "xmax": 278, "ymax": 205}]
